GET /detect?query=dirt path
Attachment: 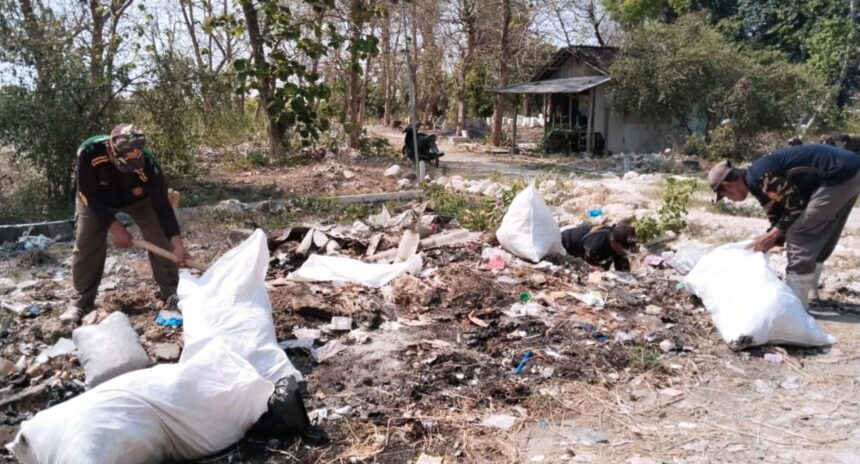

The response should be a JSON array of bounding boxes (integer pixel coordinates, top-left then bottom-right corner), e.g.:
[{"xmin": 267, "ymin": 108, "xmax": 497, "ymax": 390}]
[{"xmin": 370, "ymin": 126, "xmax": 587, "ymax": 180}]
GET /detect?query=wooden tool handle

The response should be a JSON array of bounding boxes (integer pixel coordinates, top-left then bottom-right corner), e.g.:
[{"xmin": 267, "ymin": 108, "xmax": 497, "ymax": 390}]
[{"xmin": 132, "ymin": 239, "xmax": 207, "ymax": 272}]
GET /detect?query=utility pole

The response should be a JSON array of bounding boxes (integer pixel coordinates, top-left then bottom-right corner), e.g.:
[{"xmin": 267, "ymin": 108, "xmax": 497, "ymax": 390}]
[{"xmin": 400, "ymin": 0, "xmax": 423, "ymax": 181}]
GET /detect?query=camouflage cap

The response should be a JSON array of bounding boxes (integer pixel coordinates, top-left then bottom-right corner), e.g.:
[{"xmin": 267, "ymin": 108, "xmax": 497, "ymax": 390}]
[{"xmin": 109, "ymin": 123, "xmax": 146, "ymax": 156}]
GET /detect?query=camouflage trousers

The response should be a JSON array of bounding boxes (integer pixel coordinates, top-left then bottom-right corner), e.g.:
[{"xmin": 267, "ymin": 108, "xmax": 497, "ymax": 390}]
[
  {"xmin": 786, "ymin": 170, "xmax": 860, "ymax": 274},
  {"xmin": 72, "ymin": 197, "xmax": 178, "ymax": 309}
]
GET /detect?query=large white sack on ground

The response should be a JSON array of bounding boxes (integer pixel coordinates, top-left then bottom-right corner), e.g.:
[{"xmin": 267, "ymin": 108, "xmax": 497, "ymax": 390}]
[
  {"xmin": 6, "ymin": 339, "xmax": 273, "ymax": 464},
  {"xmin": 495, "ymin": 183, "xmax": 564, "ymax": 263},
  {"xmin": 178, "ymin": 229, "xmax": 301, "ymax": 382},
  {"xmin": 72, "ymin": 311, "xmax": 150, "ymax": 388},
  {"xmin": 685, "ymin": 242, "xmax": 835, "ymax": 349},
  {"xmin": 287, "ymin": 253, "xmax": 422, "ymax": 288}
]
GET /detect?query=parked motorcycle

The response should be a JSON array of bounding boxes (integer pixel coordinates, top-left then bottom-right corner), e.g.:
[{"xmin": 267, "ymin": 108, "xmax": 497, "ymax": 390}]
[{"xmin": 402, "ymin": 124, "xmax": 444, "ymax": 166}]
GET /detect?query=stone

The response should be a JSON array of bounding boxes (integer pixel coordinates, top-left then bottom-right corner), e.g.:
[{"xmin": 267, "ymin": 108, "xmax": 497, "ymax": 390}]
[
  {"xmin": 153, "ymin": 342, "xmax": 181, "ymax": 361},
  {"xmin": 38, "ymin": 320, "xmax": 71, "ymax": 345},
  {"xmin": 645, "ymin": 304, "xmax": 663, "ymax": 315},
  {"xmin": 659, "ymin": 339, "xmax": 676, "ymax": 352},
  {"xmin": 384, "ymin": 165, "xmax": 402, "ymax": 178},
  {"xmin": 343, "ymin": 170, "xmax": 356, "ymax": 179},
  {"xmin": 0, "ymin": 357, "xmax": 18, "ymax": 378},
  {"xmin": 81, "ymin": 310, "xmax": 107, "ymax": 326}
]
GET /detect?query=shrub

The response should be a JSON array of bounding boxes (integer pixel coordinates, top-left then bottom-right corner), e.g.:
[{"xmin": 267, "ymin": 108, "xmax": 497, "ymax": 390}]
[{"xmin": 633, "ymin": 176, "xmax": 698, "ymax": 241}]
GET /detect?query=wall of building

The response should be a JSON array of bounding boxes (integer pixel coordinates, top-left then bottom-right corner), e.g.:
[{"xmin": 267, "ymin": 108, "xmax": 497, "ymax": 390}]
[{"xmin": 606, "ymin": 112, "xmax": 687, "ymax": 154}]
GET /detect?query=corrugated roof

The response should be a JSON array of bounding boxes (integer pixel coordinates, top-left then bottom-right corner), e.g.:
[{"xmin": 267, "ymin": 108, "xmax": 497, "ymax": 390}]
[{"xmin": 493, "ymin": 75, "xmax": 611, "ymax": 94}]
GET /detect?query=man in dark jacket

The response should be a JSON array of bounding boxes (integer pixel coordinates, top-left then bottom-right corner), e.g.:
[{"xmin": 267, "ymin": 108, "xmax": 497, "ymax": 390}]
[
  {"xmin": 708, "ymin": 144, "xmax": 860, "ymax": 310},
  {"xmin": 60, "ymin": 124, "xmax": 192, "ymax": 322},
  {"xmin": 561, "ymin": 222, "xmax": 638, "ymax": 271}
]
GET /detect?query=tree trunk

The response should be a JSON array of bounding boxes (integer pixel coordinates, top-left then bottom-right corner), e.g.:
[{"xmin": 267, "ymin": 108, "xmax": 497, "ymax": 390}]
[
  {"xmin": 456, "ymin": 67, "xmax": 467, "ymax": 134},
  {"xmin": 491, "ymin": 0, "xmax": 511, "ymax": 147},
  {"xmin": 241, "ymin": 0, "xmax": 286, "ymax": 155},
  {"xmin": 381, "ymin": 9, "xmax": 393, "ymax": 127}
]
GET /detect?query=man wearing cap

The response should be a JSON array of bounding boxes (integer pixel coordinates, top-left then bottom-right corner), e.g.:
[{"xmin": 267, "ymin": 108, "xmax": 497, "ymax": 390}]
[
  {"xmin": 708, "ymin": 144, "xmax": 860, "ymax": 310},
  {"xmin": 561, "ymin": 221, "xmax": 638, "ymax": 271},
  {"xmin": 60, "ymin": 124, "xmax": 192, "ymax": 322}
]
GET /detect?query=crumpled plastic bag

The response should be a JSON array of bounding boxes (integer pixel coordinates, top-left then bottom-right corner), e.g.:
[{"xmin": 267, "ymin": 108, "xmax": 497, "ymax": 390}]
[{"xmin": 287, "ymin": 253, "xmax": 422, "ymax": 288}]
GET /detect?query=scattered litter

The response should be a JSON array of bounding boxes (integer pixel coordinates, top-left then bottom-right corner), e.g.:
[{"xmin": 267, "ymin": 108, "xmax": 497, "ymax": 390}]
[
  {"xmin": 497, "ymin": 276, "xmax": 520, "ymax": 285},
  {"xmin": 659, "ymin": 339, "xmax": 677, "ymax": 353},
  {"xmin": 665, "ymin": 246, "xmax": 709, "ymax": 275},
  {"xmin": 530, "ymin": 455, "xmax": 546, "ymax": 462},
  {"xmin": 416, "ymin": 453, "xmax": 443, "ymax": 464},
  {"xmin": 278, "ymin": 339, "xmax": 315, "ymax": 350},
  {"xmin": 487, "ymin": 256, "xmax": 506, "ymax": 270},
  {"xmin": 645, "ymin": 305, "xmax": 663, "ymax": 315},
  {"xmin": 513, "ymin": 351, "xmax": 532, "ymax": 375},
  {"xmin": 312, "ymin": 340, "xmax": 347, "ymax": 364},
  {"xmin": 644, "ymin": 255, "xmax": 664, "ymax": 267},
  {"xmin": 288, "ymin": 253, "xmax": 422, "ymax": 288},
  {"xmin": 504, "ymin": 302, "xmax": 548, "ymax": 319},
  {"xmin": 763, "ymin": 353, "xmax": 784, "ymax": 364},
  {"xmin": 520, "ymin": 292, "xmax": 531, "ymax": 302},
  {"xmin": 380, "ymin": 320, "xmax": 402, "ymax": 331},
  {"xmin": 156, "ymin": 309, "xmax": 183, "ymax": 327},
  {"xmin": 577, "ymin": 291, "xmax": 605, "ymax": 307},
  {"xmin": 468, "ymin": 311, "xmax": 489, "ymax": 328},
  {"xmin": 754, "ymin": 379, "xmax": 773, "ymax": 394},
  {"xmin": 16, "ymin": 233, "xmax": 53, "ymax": 251},
  {"xmin": 659, "ymin": 388, "xmax": 684, "ymax": 398},
  {"xmin": 587, "ymin": 209, "xmax": 603, "ymax": 218},
  {"xmin": 779, "ymin": 376, "xmax": 800, "ymax": 390},
  {"xmin": 35, "ymin": 338, "xmax": 76, "ymax": 365},
  {"xmin": 482, "ymin": 414, "xmax": 517, "ymax": 431},
  {"xmin": 328, "ymin": 316, "xmax": 353, "ymax": 332},
  {"xmin": 576, "ymin": 323, "xmax": 608, "ymax": 342},
  {"xmin": 343, "ymin": 170, "xmax": 355, "ymax": 179}
]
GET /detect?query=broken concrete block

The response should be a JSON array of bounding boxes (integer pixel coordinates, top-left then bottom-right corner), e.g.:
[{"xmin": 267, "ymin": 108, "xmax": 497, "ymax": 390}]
[
  {"xmin": 153, "ymin": 343, "xmax": 181, "ymax": 361},
  {"xmin": 384, "ymin": 165, "xmax": 402, "ymax": 177},
  {"xmin": 329, "ymin": 317, "xmax": 353, "ymax": 332}
]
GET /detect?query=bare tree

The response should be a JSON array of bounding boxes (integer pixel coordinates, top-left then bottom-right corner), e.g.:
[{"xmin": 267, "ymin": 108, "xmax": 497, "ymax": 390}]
[{"xmin": 491, "ymin": 0, "xmax": 512, "ymax": 146}]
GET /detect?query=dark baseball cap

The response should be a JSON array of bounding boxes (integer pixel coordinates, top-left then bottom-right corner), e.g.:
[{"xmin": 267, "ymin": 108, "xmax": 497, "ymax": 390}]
[{"xmin": 708, "ymin": 160, "xmax": 733, "ymax": 201}]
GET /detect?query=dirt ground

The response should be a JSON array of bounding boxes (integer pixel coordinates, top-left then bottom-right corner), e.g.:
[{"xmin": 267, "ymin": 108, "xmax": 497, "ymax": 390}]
[{"xmin": 1, "ymin": 141, "xmax": 859, "ymax": 464}]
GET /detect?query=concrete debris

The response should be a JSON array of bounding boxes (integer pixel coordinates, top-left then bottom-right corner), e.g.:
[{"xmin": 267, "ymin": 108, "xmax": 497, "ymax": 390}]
[
  {"xmin": 153, "ymin": 343, "xmax": 181, "ymax": 361},
  {"xmin": 481, "ymin": 414, "xmax": 517, "ymax": 431},
  {"xmin": 384, "ymin": 164, "xmax": 403, "ymax": 177}
]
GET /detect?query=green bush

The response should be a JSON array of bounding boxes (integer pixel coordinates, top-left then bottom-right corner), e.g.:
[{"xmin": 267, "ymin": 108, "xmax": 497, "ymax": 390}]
[
  {"xmin": 633, "ymin": 176, "xmax": 698, "ymax": 241},
  {"xmin": 357, "ymin": 136, "xmax": 396, "ymax": 158},
  {"xmin": 704, "ymin": 124, "xmax": 755, "ymax": 161},
  {"xmin": 682, "ymin": 134, "xmax": 706, "ymax": 156}
]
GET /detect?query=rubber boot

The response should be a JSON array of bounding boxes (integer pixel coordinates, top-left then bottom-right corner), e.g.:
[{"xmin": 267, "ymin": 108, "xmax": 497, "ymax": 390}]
[
  {"xmin": 786, "ymin": 273, "xmax": 816, "ymax": 312},
  {"xmin": 811, "ymin": 263, "xmax": 824, "ymax": 300}
]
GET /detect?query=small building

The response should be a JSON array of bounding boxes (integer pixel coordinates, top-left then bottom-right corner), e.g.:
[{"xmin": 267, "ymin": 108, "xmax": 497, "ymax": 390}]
[{"xmin": 493, "ymin": 46, "xmax": 685, "ymax": 155}]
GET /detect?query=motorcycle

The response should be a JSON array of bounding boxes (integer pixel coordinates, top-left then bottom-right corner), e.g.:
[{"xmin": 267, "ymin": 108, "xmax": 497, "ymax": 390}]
[{"xmin": 402, "ymin": 124, "xmax": 444, "ymax": 166}]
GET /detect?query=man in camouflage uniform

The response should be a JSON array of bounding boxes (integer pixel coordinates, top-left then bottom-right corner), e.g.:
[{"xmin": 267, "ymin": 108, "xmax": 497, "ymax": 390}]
[
  {"xmin": 709, "ymin": 144, "xmax": 860, "ymax": 310},
  {"xmin": 61, "ymin": 124, "xmax": 192, "ymax": 322}
]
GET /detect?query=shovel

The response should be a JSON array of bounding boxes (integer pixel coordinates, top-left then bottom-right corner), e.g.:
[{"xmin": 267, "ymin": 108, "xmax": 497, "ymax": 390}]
[{"xmin": 132, "ymin": 239, "xmax": 207, "ymax": 272}]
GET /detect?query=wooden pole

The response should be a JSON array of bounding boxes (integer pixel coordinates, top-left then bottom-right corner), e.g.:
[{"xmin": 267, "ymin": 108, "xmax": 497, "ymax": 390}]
[{"xmin": 132, "ymin": 239, "xmax": 207, "ymax": 272}]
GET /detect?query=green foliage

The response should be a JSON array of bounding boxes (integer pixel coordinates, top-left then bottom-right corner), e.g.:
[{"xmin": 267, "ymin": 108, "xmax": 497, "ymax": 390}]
[
  {"xmin": 608, "ymin": 13, "xmax": 823, "ymax": 144},
  {"xmin": 682, "ymin": 134, "xmax": 706, "ymax": 156},
  {"xmin": 357, "ymin": 136, "xmax": 395, "ymax": 158},
  {"xmin": 423, "ymin": 179, "xmax": 526, "ymax": 232},
  {"xmin": 465, "ymin": 66, "xmax": 494, "ymax": 119},
  {"xmin": 703, "ymin": 124, "xmax": 754, "ymax": 161},
  {"xmin": 633, "ymin": 176, "xmax": 698, "ymax": 241},
  {"xmin": 602, "ymin": 0, "xmax": 738, "ymax": 27}
]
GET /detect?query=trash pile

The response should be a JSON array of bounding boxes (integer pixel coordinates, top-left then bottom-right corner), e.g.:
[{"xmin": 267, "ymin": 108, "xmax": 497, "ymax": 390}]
[{"xmin": 0, "ymin": 173, "xmax": 841, "ymax": 462}]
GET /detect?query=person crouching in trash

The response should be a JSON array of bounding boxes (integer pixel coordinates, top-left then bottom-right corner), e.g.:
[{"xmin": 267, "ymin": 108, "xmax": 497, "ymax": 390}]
[{"xmin": 561, "ymin": 221, "xmax": 638, "ymax": 271}]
